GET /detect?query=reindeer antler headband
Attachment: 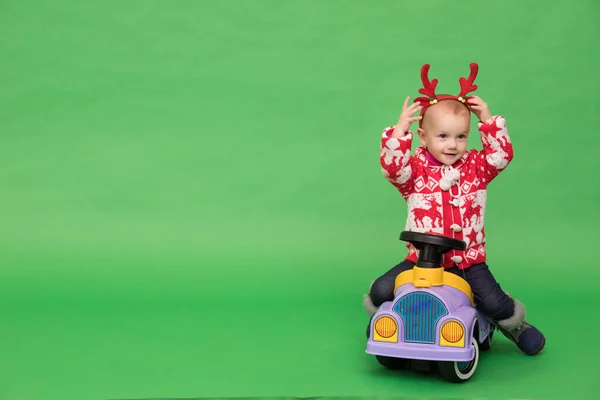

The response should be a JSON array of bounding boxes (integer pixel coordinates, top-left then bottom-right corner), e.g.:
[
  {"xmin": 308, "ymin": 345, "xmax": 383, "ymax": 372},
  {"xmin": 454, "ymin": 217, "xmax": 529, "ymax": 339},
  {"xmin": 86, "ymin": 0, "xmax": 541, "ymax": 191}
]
[{"xmin": 414, "ymin": 63, "xmax": 479, "ymax": 124}]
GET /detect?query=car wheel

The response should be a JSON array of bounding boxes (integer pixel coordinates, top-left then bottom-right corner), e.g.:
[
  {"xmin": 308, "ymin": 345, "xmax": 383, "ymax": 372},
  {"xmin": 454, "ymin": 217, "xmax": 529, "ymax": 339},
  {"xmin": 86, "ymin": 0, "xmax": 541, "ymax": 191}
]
[
  {"xmin": 376, "ymin": 355, "xmax": 410, "ymax": 370},
  {"xmin": 437, "ymin": 336, "xmax": 479, "ymax": 383},
  {"xmin": 479, "ymin": 329, "xmax": 493, "ymax": 351}
]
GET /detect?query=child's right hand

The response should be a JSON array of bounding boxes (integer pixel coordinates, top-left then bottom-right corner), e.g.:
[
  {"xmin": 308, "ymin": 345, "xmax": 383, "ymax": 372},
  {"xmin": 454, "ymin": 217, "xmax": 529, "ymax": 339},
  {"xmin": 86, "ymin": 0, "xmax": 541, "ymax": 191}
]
[{"xmin": 393, "ymin": 97, "xmax": 423, "ymax": 138}]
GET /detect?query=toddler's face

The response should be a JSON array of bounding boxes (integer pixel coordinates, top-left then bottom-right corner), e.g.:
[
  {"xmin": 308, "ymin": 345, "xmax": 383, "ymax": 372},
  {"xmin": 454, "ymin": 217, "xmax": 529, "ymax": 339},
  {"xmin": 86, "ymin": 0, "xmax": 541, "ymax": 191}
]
[{"xmin": 418, "ymin": 103, "xmax": 470, "ymax": 166}]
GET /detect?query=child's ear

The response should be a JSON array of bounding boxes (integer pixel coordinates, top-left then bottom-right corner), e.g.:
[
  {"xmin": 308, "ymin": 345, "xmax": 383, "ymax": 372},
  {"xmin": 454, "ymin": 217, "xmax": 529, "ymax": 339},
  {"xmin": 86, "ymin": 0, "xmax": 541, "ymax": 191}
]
[{"xmin": 417, "ymin": 128, "xmax": 427, "ymax": 147}]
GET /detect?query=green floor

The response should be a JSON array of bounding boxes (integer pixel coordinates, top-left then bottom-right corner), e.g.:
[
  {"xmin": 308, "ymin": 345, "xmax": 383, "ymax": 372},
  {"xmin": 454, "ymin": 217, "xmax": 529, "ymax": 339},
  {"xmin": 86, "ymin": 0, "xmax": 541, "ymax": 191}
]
[{"xmin": 1, "ymin": 1, "xmax": 599, "ymax": 399}]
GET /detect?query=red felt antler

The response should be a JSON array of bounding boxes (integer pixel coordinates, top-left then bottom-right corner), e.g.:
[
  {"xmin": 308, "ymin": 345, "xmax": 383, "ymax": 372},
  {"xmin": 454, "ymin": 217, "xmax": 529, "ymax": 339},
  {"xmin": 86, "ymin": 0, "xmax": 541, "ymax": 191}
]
[
  {"xmin": 413, "ymin": 62, "xmax": 480, "ymax": 118},
  {"xmin": 414, "ymin": 64, "xmax": 438, "ymax": 105},
  {"xmin": 458, "ymin": 63, "xmax": 479, "ymax": 98}
]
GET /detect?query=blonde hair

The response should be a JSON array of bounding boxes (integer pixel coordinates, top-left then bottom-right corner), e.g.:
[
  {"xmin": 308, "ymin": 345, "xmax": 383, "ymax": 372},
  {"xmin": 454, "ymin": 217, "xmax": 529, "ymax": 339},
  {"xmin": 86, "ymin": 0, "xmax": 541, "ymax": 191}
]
[{"xmin": 422, "ymin": 99, "xmax": 470, "ymax": 129}]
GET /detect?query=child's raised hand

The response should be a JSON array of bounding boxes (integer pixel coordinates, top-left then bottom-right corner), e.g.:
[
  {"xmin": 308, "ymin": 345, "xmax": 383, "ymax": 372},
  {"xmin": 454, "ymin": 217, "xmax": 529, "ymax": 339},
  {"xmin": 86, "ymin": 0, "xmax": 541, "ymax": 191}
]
[
  {"xmin": 393, "ymin": 97, "xmax": 422, "ymax": 138},
  {"xmin": 467, "ymin": 96, "xmax": 493, "ymax": 125}
]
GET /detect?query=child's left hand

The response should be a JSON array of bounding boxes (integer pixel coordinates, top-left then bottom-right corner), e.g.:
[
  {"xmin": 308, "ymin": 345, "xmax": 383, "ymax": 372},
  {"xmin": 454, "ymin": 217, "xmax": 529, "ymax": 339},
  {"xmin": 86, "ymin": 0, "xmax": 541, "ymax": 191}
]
[{"xmin": 467, "ymin": 96, "xmax": 493, "ymax": 124}]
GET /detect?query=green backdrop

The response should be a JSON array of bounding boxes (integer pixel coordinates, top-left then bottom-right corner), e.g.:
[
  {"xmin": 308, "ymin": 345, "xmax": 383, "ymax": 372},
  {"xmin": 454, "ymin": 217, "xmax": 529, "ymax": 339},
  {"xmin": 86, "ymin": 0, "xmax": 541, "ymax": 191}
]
[{"xmin": 1, "ymin": 1, "xmax": 599, "ymax": 399}]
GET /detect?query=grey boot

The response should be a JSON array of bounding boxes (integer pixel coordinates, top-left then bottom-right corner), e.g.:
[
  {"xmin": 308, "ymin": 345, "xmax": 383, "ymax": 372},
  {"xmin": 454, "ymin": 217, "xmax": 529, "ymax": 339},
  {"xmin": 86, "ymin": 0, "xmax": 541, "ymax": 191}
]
[
  {"xmin": 495, "ymin": 296, "xmax": 545, "ymax": 356},
  {"xmin": 363, "ymin": 281, "xmax": 378, "ymax": 317}
]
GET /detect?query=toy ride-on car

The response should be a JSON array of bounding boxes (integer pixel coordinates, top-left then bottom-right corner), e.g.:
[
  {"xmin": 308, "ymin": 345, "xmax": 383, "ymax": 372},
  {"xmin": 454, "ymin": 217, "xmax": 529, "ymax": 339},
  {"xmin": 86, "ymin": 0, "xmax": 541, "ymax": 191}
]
[{"xmin": 365, "ymin": 231, "xmax": 494, "ymax": 383}]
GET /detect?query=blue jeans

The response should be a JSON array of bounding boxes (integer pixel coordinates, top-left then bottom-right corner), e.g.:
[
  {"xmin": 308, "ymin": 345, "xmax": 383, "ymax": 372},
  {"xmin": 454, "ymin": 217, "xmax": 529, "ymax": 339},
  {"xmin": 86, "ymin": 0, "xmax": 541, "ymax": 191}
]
[{"xmin": 369, "ymin": 259, "xmax": 515, "ymax": 321}]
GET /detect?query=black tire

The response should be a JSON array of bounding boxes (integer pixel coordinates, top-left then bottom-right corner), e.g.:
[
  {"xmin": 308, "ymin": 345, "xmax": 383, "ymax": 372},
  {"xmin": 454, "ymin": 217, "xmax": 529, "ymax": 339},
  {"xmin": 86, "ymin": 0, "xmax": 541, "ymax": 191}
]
[
  {"xmin": 376, "ymin": 355, "xmax": 410, "ymax": 370},
  {"xmin": 437, "ymin": 336, "xmax": 479, "ymax": 383},
  {"xmin": 479, "ymin": 329, "xmax": 493, "ymax": 351},
  {"xmin": 411, "ymin": 359, "xmax": 435, "ymax": 373}
]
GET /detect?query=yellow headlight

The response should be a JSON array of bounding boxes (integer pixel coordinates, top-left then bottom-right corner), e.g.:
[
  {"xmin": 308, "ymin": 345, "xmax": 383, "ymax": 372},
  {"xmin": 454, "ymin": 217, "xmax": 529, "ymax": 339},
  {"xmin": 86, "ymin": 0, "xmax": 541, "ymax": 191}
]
[
  {"xmin": 373, "ymin": 315, "xmax": 398, "ymax": 343},
  {"xmin": 375, "ymin": 316, "xmax": 397, "ymax": 338},
  {"xmin": 441, "ymin": 320, "xmax": 464, "ymax": 343}
]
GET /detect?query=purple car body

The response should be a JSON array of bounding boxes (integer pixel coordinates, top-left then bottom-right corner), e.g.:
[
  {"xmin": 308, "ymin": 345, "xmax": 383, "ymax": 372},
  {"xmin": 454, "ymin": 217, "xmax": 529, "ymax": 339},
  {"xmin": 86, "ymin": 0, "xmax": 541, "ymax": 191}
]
[{"xmin": 366, "ymin": 278, "xmax": 493, "ymax": 363}]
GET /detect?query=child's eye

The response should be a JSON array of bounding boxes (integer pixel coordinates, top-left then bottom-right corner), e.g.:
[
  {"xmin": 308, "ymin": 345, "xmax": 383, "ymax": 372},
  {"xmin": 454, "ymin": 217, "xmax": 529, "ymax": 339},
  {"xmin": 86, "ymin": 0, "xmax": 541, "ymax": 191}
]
[
  {"xmin": 439, "ymin": 134, "xmax": 447, "ymax": 139},
  {"xmin": 458, "ymin": 135, "xmax": 467, "ymax": 139}
]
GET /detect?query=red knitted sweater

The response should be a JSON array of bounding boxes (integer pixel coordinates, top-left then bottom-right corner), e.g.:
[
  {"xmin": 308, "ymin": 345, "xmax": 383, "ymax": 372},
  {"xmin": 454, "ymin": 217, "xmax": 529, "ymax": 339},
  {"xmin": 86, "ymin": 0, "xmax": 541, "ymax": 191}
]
[{"xmin": 380, "ymin": 116, "xmax": 514, "ymax": 269}]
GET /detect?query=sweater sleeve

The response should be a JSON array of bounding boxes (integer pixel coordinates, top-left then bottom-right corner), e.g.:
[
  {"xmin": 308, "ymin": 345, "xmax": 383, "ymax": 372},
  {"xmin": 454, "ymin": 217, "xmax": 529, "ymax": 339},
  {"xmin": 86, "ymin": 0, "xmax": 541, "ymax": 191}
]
[
  {"xmin": 380, "ymin": 126, "xmax": 414, "ymax": 197},
  {"xmin": 475, "ymin": 116, "xmax": 514, "ymax": 184}
]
